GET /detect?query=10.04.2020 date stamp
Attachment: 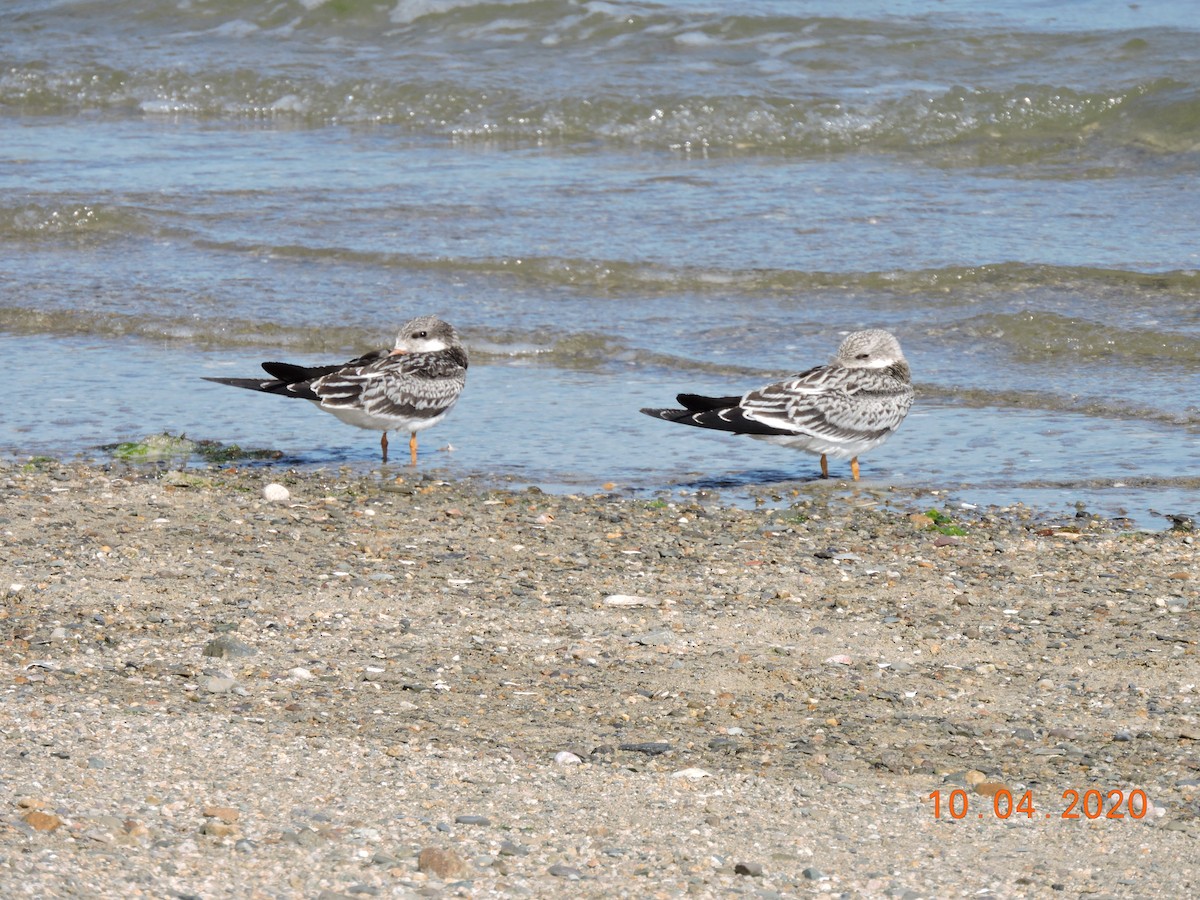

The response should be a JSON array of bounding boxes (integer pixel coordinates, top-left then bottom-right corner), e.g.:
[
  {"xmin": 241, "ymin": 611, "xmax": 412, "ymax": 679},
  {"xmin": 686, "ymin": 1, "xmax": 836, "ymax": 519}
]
[{"xmin": 927, "ymin": 788, "xmax": 1150, "ymax": 821}]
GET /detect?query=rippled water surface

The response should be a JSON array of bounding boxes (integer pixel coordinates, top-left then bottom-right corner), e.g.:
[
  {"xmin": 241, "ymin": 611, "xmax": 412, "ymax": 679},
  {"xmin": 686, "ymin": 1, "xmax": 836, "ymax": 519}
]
[{"xmin": 2, "ymin": 0, "xmax": 1198, "ymax": 527}]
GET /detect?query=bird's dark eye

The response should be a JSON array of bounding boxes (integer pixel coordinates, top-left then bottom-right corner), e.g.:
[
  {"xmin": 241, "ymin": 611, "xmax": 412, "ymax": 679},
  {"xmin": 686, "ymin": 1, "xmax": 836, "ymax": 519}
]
[
  {"xmin": 414, "ymin": 331, "xmax": 427, "ymax": 339},
  {"xmin": 856, "ymin": 353, "xmax": 870, "ymax": 360}
]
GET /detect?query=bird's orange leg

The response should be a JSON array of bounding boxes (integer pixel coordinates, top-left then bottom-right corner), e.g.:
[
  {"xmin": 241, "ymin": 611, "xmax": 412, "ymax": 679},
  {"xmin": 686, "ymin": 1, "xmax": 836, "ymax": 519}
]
[
  {"xmin": 409, "ymin": 432, "xmax": 418, "ymax": 466},
  {"xmin": 850, "ymin": 458, "xmax": 860, "ymax": 482},
  {"xmin": 820, "ymin": 454, "xmax": 829, "ymax": 479},
  {"xmin": 380, "ymin": 432, "xmax": 389, "ymax": 464}
]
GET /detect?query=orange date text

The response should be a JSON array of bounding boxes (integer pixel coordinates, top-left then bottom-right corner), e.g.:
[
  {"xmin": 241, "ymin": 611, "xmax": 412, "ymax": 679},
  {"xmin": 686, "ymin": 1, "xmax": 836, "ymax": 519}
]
[{"xmin": 926, "ymin": 788, "xmax": 1149, "ymax": 821}]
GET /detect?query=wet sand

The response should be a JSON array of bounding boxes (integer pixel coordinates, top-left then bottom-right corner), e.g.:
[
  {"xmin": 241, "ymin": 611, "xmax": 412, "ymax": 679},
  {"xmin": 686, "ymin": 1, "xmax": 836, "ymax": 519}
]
[{"xmin": 1, "ymin": 460, "xmax": 1197, "ymax": 897}]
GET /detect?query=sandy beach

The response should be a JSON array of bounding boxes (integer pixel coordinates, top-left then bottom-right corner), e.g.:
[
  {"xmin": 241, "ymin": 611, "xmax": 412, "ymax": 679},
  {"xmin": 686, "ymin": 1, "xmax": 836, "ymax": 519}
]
[{"xmin": 1, "ymin": 459, "xmax": 1197, "ymax": 898}]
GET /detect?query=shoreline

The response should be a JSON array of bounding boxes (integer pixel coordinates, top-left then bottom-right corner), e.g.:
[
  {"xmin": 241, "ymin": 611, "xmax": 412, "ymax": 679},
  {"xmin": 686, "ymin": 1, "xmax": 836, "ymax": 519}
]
[
  {"xmin": 3, "ymin": 437, "xmax": 1191, "ymax": 536},
  {"xmin": 2, "ymin": 460, "xmax": 1197, "ymax": 896}
]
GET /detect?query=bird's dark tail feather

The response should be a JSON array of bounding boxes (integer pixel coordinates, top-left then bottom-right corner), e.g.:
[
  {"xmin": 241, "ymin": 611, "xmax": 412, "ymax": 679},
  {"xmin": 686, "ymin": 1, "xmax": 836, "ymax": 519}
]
[
  {"xmin": 260, "ymin": 361, "xmax": 343, "ymax": 383},
  {"xmin": 202, "ymin": 376, "xmax": 278, "ymax": 392},
  {"xmin": 639, "ymin": 407, "xmax": 688, "ymax": 422},
  {"xmin": 676, "ymin": 393, "xmax": 743, "ymax": 411},
  {"xmin": 640, "ymin": 402, "xmax": 795, "ymax": 436},
  {"xmin": 201, "ymin": 375, "xmax": 317, "ymax": 400}
]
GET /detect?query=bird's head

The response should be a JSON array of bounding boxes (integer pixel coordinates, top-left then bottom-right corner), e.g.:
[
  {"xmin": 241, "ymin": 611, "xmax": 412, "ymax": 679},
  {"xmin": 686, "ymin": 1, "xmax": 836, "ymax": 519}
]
[
  {"xmin": 390, "ymin": 315, "xmax": 461, "ymax": 355},
  {"xmin": 834, "ymin": 329, "xmax": 906, "ymax": 370}
]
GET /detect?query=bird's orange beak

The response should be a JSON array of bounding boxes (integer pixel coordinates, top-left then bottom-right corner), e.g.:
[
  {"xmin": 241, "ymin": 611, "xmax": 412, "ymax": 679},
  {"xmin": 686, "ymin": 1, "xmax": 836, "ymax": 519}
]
[{"xmin": 388, "ymin": 348, "xmax": 408, "ymax": 356}]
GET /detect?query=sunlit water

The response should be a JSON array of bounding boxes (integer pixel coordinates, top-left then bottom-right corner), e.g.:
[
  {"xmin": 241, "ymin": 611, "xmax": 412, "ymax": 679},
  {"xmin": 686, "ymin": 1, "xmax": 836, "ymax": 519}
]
[{"xmin": 2, "ymin": 0, "xmax": 1198, "ymax": 528}]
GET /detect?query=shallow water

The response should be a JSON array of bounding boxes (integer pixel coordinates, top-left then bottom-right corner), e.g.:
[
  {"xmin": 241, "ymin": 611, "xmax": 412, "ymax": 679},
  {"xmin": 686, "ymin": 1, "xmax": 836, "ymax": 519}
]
[{"xmin": 2, "ymin": 0, "xmax": 1198, "ymax": 527}]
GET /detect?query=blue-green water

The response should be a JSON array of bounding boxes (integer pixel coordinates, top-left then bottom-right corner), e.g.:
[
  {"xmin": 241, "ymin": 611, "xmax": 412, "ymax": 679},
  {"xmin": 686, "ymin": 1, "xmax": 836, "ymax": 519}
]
[{"xmin": 2, "ymin": 0, "xmax": 1198, "ymax": 526}]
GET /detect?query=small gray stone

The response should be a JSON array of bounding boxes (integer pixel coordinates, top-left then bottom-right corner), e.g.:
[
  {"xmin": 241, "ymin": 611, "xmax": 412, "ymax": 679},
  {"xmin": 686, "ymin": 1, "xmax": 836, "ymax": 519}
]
[
  {"xmin": 628, "ymin": 630, "xmax": 675, "ymax": 646},
  {"xmin": 454, "ymin": 815, "xmax": 491, "ymax": 826},
  {"xmin": 281, "ymin": 828, "xmax": 321, "ymax": 847},
  {"xmin": 734, "ymin": 862, "xmax": 763, "ymax": 877},
  {"xmin": 198, "ymin": 675, "xmax": 236, "ymax": 694},
  {"xmin": 202, "ymin": 635, "xmax": 257, "ymax": 659},
  {"xmin": 619, "ymin": 742, "xmax": 671, "ymax": 756},
  {"xmin": 549, "ymin": 864, "xmax": 582, "ymax": 879}
]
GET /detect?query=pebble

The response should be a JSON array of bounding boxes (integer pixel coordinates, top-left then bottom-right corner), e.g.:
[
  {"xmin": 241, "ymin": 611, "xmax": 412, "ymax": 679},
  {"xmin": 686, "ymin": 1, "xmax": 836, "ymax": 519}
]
[
  {"xmin": 619, "ymin": 741, "xmax": 672, "ymax": 756},
  {"xmin": 417, "ymin": 847, "xmax": 468, "ymax": 880},
  {"xmin": 200, "ymin": 820, "xmax": 236, "ymax": 837},
  {"xmin": 198, "ymin": 675, "xmax": 237, "ymax": 694},
  {"xmin": 974, "ymin": 782, "xmax": 1008, "ymax": 798},
  {"xmin": 202, "ymin": 634, "xmax": 257, "ymax": 658},
  {"xmin": 548, "ymin": 864, "xmax": 583, "ymax": 879},
  {"xmin": 628, "ymin": 629, "xmax": 675, "ymax": 646},
  {"xmin": 262, "ymin": 483, "xmax": 290, "ymax": 503},
  {"xmin": 281, "ymin": 828, "xmax": 321, "ymax": 848},
  {"xmin": 672, "ymin": 767, "xmax": 713, "ymax": 780},
  {"xmin": 734, "ymin": 861, "xmax": 764, "ymax": 877},
  {"xmin": 603, "ymin": 594, "xmax": 664, "ymax": 607},
  {"xmin": 454, "ymin": 815, "xmax": 490, "ymax": 826},
  {"xmin": 23, "ymin": 810, "xmax": 63, "ymax": 832},
  {"xmin": 554, "ymin": 750, "xmax": 583, "ymax": 765},
  {"xmin": 123, "ymin": 819, "xmax": 150, "ymax": 839}
]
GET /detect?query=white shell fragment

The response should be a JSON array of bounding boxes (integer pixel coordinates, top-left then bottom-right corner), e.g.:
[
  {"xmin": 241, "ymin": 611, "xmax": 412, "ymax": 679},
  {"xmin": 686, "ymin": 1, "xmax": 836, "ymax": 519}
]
[{"xmin": 603, "ymin": 594, "xmax": 672, "ymax": 608}]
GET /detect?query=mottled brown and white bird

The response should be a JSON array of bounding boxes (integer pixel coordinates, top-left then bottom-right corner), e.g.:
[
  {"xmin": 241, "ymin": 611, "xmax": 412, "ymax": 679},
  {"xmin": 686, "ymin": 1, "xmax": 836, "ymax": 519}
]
[
  {"xmin": 204, "ymin": 315, "xmax": 467, "ymax": 465},
  {"xmin": 641, "ymin": 329, "xmax": 913, "ymax": 481}
]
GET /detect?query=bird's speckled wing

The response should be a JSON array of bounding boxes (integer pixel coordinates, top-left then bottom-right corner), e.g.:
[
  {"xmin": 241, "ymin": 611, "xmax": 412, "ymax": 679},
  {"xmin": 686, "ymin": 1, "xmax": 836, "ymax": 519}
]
[
  {"xmin": 311, "ymin": 346, "xmax": 468, "ymax": 421},
  {"xmin": 739, "ymin": 362, "xmax": 913, "ymax": 445}
]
